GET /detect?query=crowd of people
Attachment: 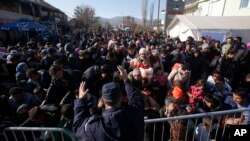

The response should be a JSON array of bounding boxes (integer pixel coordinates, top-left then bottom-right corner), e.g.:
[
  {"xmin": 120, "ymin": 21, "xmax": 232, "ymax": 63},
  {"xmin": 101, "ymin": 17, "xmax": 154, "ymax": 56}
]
[{"xmin": 0, "ymin": 31, "xmax": 250, "ymax": 141}]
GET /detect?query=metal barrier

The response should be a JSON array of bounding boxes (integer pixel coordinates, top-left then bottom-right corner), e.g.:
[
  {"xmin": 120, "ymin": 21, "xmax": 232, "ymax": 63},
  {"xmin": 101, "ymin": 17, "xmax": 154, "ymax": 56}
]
[
  {"xmin": 2, "ymin": 127, "xmax": 77, "ymax": 141},
  {"xmin": 1, "ymin": 108, "xmax": 249, "ymax": 141},
  {"xmin": 144, "ymin": 108, "xmax": 250, "ymax": 141}
]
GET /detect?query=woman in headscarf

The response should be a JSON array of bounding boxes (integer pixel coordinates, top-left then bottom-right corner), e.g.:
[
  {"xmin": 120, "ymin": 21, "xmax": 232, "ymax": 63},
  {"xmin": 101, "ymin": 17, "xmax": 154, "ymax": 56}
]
[{"xmin": 15, "ymin": 62, "xmax": 28, "ymax": 82}]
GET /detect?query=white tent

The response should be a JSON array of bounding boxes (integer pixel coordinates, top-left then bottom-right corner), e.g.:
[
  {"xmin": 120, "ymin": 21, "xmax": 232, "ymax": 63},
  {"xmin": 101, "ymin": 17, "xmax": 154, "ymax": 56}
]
[{"xmin": 167, "ymin": 15, "xmax": 250, "ymax": 43}]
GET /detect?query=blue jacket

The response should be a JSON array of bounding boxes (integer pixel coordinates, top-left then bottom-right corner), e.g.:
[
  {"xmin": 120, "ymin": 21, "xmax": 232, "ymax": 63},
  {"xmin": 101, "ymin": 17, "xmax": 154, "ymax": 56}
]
[{"xmin": 73, "ymin": 81, "xmax": 144, "ymax": 141}]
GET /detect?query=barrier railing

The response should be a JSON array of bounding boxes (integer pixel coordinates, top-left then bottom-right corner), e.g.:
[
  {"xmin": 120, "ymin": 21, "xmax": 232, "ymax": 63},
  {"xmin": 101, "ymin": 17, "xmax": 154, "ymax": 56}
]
[
  {"xmin": 144, "ymin": 108, "xmax": 250, "ymax": 141},
  {"xmin": 2, "ymin": 108, "xmax": 249, "ymax": 141},
  {"xmin": 2, "ymin": 127, "xmax": 77, "ymax": 141}
]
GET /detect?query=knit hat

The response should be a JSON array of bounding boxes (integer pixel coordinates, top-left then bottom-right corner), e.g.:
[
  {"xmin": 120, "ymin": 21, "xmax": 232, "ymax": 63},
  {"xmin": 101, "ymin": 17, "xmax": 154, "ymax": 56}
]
[
  {"xmin": 16, "ymin": 62, "xmax": 27, "ymax": 74},
  {"xmin": 48, "ymin": 48, "xmax": 57, "ymax": 55},
  {"xmin": 102, "ymin": 82, "xmax": 122, "ymax": 103},
  {"xmin": 10, "ymin": 50, "xmax": 18, "ymax": 55},
  {"xmin": 41, "ymin": 49, "xmax": 48, "ymax": 55},
  {"xmin": 17, "ymin": 104, "xmax": 29, "ymax": 115},
  {"xmin": 64, "ymin": 43, "xmax": 73, "ymax": 53},
  {"xmin": 172, "ymin": 86, "xmax": 183, "ymax": 99},
  {"xmin": 139, "ymin": 48, "xmax": 146, "ymax": 54}
]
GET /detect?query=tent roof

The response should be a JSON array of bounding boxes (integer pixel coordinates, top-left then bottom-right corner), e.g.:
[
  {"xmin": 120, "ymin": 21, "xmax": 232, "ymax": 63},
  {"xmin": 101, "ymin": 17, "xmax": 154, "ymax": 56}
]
[
  {"xmin": 0, "ymin": 18, "xmax": 50, "ymax": 32},
  {"xmin": 167, "ymin": 15, "xmax": 250, "ymax": 30}
]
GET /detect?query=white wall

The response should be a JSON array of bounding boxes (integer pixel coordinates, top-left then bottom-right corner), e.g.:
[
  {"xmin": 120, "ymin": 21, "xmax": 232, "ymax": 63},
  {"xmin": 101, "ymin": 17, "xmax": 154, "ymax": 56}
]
[
  {"xmin": 196, "ymin": 0, "xmax": 225, "ymax": 16},
  {"xmin": 209, "ymin": 0, "xmax": 225, "ymax": 16},
  {"xmin": 197, "ymin": 1, "xmax": 210, "ymax": 16},
  {"xmin": 183, "ymin": 0, "xmax": 250, "ymax": 16},
  {"xmin": 223, "ymin": 0, "xmax": 250, "ymax": 16}
]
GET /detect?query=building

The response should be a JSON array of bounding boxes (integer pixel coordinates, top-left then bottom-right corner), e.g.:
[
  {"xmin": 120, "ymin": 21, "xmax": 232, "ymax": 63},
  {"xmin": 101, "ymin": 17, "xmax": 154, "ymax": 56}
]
[
  {"xmin": 184, "ymin": 0, "xmax": 250, "ymax": 16},
  {"xmin": 0, "ymin": 0, "xmax": 67, "ymax": 35},
  {"xmin": 161, "ymin": 0, "xmax": 185, "ymax": 32}
]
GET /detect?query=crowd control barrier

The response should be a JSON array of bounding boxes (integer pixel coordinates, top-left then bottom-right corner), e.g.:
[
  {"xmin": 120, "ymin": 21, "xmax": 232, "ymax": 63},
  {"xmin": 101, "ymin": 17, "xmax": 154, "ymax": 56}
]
[
  {"xmin": 144, "ymin": 108, "xmax": 250, "ymax": 141},
  {"xmin": 2, "ymin": 108, "xmax": 249, "ymax": 141},
  {"xmin": 2, "ymin": 127, "xmax": 77, "ymax": 141}
]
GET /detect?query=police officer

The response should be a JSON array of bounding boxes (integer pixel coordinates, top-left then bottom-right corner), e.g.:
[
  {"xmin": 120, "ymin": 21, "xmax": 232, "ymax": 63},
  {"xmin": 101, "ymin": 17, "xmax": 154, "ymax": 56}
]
[{"xmin": 73, "ymin": 66, "xmax": 144, "ymax": 141}]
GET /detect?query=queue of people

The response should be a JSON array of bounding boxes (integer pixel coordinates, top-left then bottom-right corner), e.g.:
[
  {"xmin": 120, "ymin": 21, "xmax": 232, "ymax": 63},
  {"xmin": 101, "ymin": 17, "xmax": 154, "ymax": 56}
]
[{"xmin": 0, "ymin": 31, "xmax": 250, "ymax": 141}]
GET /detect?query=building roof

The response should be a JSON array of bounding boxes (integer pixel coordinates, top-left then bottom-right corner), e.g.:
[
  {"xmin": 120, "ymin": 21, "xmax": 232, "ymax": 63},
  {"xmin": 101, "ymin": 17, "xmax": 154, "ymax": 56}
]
[
  {"xmin": 168, "ymin": 15, "xmax": 250, "ymax": 30},
  {"xmin": 29, "ymin": 0, "xmax": 62, "ymax": 13}
]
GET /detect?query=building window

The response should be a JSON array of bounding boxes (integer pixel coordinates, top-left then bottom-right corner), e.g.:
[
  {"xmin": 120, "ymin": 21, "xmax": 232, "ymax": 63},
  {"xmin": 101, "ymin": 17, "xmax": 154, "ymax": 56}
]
[
  {"xmin": 198, "ymin": 6, "xmax": 202, "ymax": 15},
  {"xmin": 240, "ymin": 0, "xmax": 250, "ymax": 8},
  {"xmin": 173, "ymin": 5, "xmax": 180, "ymax": 10}
]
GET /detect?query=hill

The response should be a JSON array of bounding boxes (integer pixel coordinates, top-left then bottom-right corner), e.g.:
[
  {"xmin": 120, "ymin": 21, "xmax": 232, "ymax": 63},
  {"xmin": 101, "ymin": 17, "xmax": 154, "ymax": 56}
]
[{"xmin": 99, "ymin": 16, "xmax": 142, "ymax": 26}]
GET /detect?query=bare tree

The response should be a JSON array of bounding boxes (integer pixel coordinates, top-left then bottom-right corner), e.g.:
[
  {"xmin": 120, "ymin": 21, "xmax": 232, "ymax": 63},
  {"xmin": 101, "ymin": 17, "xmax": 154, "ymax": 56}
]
[
  {"xmin": 123, "ymin": 16, "xmax": 137, "ymax": 32},
  {"xmin": 141, "ymin": 0, "xmax": 148, "ymax": 27},
  {"xmin": 149, "ymin": 2, "xmax": 154, "ymax": 29},
  {"xmin": 74, "ymin": 4, "xmax": 99, "ymax": 32},
  {"xmin": 104, "ymin": 21, "xmax": 113, "ymax": 31}
]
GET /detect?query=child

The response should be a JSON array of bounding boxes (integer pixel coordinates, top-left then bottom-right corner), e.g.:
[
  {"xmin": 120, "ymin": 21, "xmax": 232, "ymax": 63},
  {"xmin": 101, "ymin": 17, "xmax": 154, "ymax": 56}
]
[
  {"xmin": 187, "ymin": 79, "xmax": 205, "ymax": 110},
  {"xmin": 171, "ymin": 80, "xmax": 187, "ymax": 105},
  {"xmin": 137, "ymin": 58, "xmax": 153, "ymax": 80},
  {"xmin": 154, "ymin": 67, "xmax": 167, "ymax": 87},
  {"xmin": 195, "ymin": 117, "xmax": 217, "ymax": 141}
]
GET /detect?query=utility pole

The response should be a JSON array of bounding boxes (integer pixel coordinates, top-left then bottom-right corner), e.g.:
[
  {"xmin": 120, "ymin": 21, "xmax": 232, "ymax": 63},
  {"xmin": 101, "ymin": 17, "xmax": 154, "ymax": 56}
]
[
  {"xmin": 157, "ymin": 0, "xmax": 160, "ymax": 31},
  {"xmin": 121, "ymin": 12, "xmax": 124, "ymax": 30},
  {"xmin": 163, "ymin": 0, "xmax": 168, "ymax": 35},
  {"xmin": 30, "ymin": 3, "xmax": 35, "ymax": 21}
]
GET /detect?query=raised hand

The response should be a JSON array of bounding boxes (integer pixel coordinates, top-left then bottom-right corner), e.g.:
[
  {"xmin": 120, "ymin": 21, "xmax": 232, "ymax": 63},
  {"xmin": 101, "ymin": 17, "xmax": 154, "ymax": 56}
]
[
  {"xmin": 79, "ymin": 82, "xmax": 89, "ymax": 99},
  {"xmin": 117, "ymin": 65, "xmax": 128, "ymax": 80}
]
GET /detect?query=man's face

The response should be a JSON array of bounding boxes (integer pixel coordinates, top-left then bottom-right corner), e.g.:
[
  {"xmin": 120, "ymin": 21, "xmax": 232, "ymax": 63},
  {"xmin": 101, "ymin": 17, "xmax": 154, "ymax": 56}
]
[
  {"xmin": 133, "ymin": 74, "xmax": 141, "ymax": 81},
  {"xmin": 227, "ymin": 39, "xmax": 233, "ymax": 44},
  {"xmin": 186, "ymin": 44, "xmax": 191, "ymax": 51},
  {"xmin": 128, "ymin": 48, "xmax": 135, "ymax": 54},
  {"xmin": 234, "ymin": 38, "xmax": 240, "ymax": 44},
  {"xmin": 194, "ymin": 53, "xmax": 199, "ymax": 57},
  {"xmin": 32, "ymin": 116, "xmax": 44, "ymax": 124},
  {"xmin": 52, "ymin": 71, "xmax": 63, "ymax": 80},
  {"xmin": 12, "ymin": 94, "xmax": 23, "ymax": 103},
  {"xmin": 29, "ymin": 74, "xmax": 39, "ymax": 81},
  {"xmin": 140, "ymin": 53, "xmax": 147, "ymax": 59},
  {"xmin": 227, "ymin": 53, "xmax": 236, "ymax": 59},
  {"xmin": 233, "ymin": 94, "xmax": 245, "ymax": 105},
  {"xmin": 246, "ymin": 77, "xmax": 250, "ymax": 82},
  {"xmin": 114, "ymin": 45, "xmax": 121, "ymax": 52},
  {"xmin": 161, "ymin": 53, "xmax": 167, "ymax": 58},
  {"xmin": 165, "ymin": 103, "xmax": 177, "ymax": 114},
  {"xmin": 101, "ymin": 73, "xmax": 107, "ymax": 78},
  {"xmin": 215, "ymin": 80, "xmax": 224, "ymax": 90},
  {"xmin": 35, "ymin": 92, "xmax": 46, "ymax": 101}
]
